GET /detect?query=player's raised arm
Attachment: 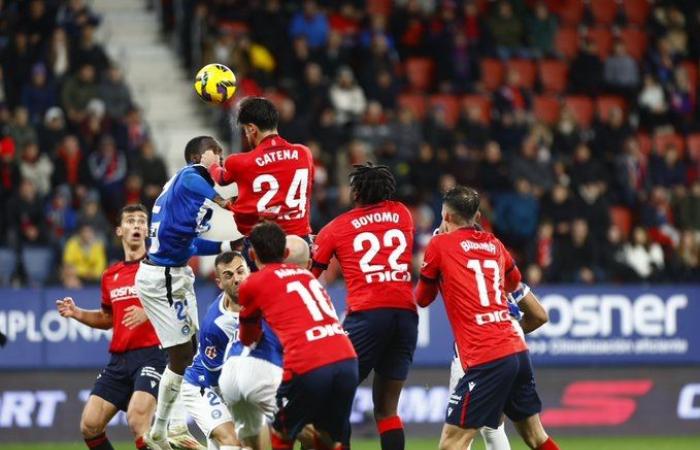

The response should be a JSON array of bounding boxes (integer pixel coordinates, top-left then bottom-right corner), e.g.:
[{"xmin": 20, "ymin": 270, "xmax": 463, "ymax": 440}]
[
  {"xmin": 56, "ymin": 296, "xmax": 113, "ymax": 330},
  {"xmin": 511, "ymin": 284, "xmax": 548, "ymax": 334}
]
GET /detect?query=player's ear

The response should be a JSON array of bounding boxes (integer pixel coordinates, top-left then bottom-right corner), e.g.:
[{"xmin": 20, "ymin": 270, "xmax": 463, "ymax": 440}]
[
  {"xmin": 283, "ymin": 248, "xmax": 290, "ymax": 261},
  {"xmin": 474, "ymin": 210, "xmax": 482, "ymax": 224},
  {"xmin": 248, "ymin": 248, "xmax": 256, "ymax": 264},
  {"xmin": 214, "ymin": 277, "xmax": 222, "ymax": 290},
  {"xmin": 115, "ymin": 225, "xmax": 123, "ymax": 238}
]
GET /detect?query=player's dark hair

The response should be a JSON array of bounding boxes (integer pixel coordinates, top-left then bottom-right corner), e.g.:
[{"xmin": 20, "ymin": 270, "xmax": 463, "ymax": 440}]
[
  {"xmin": 443, "ymin": 186, "xmax": 480, "ymax": 224},
  {"xmin": 349, "ymin": 162, "xmax": 396, "ymax": 205},
  {"xmin": 237, "ymin": 97, "xmax": 279, "ymax": 131},
  {"xmin": 184, "ymin": 135, "xmax": 221, "ymax": 163},
  {"xmin": 248, "ymin": 222, "xmax": 286, "ymax": 264},
  {"xmin": 214, "ymin": 251, "xmax": 244, "ymax": 268},
  {"xmin": 119, "ymin": 203, "xmax": 148, "ymax": 223}
]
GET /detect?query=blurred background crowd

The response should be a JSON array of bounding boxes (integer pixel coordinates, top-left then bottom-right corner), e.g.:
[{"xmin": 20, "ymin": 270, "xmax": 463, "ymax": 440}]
[{"xmin": 1, "ymin": 0, "xmax": 699, "ymax": 288}]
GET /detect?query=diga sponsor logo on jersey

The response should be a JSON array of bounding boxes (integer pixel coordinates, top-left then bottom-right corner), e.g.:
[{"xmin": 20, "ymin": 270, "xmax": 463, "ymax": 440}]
[
  {"xmin": 305, "ymin": 322, "xmax": 345, "ymax": 342},
  {"xmin": 528, "ymin": 293, "xmax": 689, "ymax": 357}
]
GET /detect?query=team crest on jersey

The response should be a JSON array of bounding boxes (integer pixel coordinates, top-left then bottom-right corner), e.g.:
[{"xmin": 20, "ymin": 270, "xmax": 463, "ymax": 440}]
[
  {"xmin": 181, "ymin": 325, "xmax": 191, "ymax": 335},
  {"xmin": 212, "ymin": 409, "xmax": 222, "ymax": 419},
  {"xmin": 205, "ymin": 346, "xmax": 217, "ymax": 359}
]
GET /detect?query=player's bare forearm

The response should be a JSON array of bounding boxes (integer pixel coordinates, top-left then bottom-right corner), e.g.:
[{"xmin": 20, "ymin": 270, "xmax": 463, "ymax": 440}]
[
  {"xmin": 518, "ymin": 292, "xmax": 548, "ymax": 334},
  {"xmin": 212, "ymin": 194, "xmax": 231, "ymax": 210},
  {"xmin": 73, "ymin": 308, "xmax": 114, "ymax": 330}
]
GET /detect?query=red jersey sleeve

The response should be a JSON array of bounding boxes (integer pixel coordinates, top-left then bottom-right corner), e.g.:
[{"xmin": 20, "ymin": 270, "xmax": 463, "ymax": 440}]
[
  {"xmin": 500, "ymin": 241, "xmax": 522, "ymax": 292},
  {"xmin": 419, "ymin": 236, "xmax": 442, "ymax": 282},
  {"xmin": 238, "ymin": 277, "xmax": 262, "ymax": 345},
  {"xmin": 311, "ymin": 221, "xmax": 336, "ymax": 273},
  {"xmin": 100, "ymin": 272, "xmax": 112, "ymax": 312},
  {"xmin": 209, "ymin": 153, "xmax": 245, "ymax": 186}
]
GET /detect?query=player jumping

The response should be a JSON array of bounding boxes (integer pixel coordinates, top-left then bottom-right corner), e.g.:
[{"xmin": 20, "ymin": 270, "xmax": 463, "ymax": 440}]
[
  {"xmin": 179, "ymin": 251, "xmax": 249, "ymax": 450},
  {"xmin": 415, "ymin": 186, "xmax": 560, "ymax": 450},
  {"xmin": 136, "ymin": 136, "xmax": 236, "ymax": 450},
  {"xmin": 56, "ymin": 205, "xmax": 165, "ymax": 450},
  {"xmin": 238, "ymin": 222, "xmax": 358, "ymax": 450},
  {"xmin": 311, "ymin": 163, "xmax": 416, "ymax": 450},
  {"xmin": 200, "ymin": 97, "xmax": 314, "ymax": 265}
]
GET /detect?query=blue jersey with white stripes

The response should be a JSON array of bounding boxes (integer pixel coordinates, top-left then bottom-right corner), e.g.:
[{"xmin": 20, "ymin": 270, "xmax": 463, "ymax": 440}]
[
  {"xmin": 148, "ymin": 164, "xmax": 221, "ymax": 267},
  {"xmin": 184, "ymin": 293, "xmax": 238, "ymax": 388},
  {"xmin": 227, "ymin": 318, "xmax": 283, "ymax": 368}
]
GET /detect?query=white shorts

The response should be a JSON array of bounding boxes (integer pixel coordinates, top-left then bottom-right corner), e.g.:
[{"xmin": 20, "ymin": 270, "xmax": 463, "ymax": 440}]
[
  {"xmin": 180, "ymin": 381, "xmax": 232, "ymax": 438},
  {"xmin": 136, "ymin": 262, "xmax": 199, "ymax": 348},
  {"xmin": 219, "ymin": 356, "xmax": 283, "ymax": 440}
]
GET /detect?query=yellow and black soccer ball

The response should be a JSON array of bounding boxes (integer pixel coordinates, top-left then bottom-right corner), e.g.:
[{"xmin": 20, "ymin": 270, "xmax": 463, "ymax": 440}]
[{"xmin": 194, "ymin": 63, "xmax": 237, "ymax": 104}]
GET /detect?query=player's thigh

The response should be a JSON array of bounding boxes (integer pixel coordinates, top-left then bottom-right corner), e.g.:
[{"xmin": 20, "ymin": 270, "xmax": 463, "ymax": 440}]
[
  {"xmin": 317, "ymin": 359, "xmax": 359, "ymax": 442},
  {"xmin": 446, "ymin": 355, "xmax": 519, "ymax": 430},
  {"xmin": 230, "ymin": 399, "xmax": 265, "ymax": 443},
  {"xmin": 89, "ymin": 359, "xmax": 132, "ymax": 416},
  {"xmin": 238, "ymin": 358, "xmax": 283, "ymax": 417},
  {"xmin": 343, "ymin": 310, "xmax": 390, "ymax": 382},
  {"xmin": 503, "ymin": 351, "xmax": 543, "ymax": 425},
  {"xmin": 439, "ymin": 423, "xmax": 479, "ymax": 450},
  {"xmin": 273, "ymin": 370, "xmax": 321, "ymax": 441},
  {"xmin": 209, "ymin": 420, "xmax": 237, "ymax": 446},
  {"xmin": 374, "ymin": 309, "xmax": 418, "ymax": 382},
  {"xmin": 81, "ymin": 395, "xmax": 119, "ymax": 436},
  {"xmin": 126, "ymin": 390, "xmax": 157, "ymax": 435},
  {"xmin": 135, "ymin": 264, "xmax": 198, "ymax": 349},
  {"xmin": 181, "ymin": 382, "xmax": 232, "ymax": 439}
]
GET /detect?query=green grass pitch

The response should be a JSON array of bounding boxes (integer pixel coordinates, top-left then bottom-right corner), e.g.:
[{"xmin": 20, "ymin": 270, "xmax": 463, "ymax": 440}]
[{"xmin": 3, "ymin": 436, "xmax": 700, "ymax": 450}]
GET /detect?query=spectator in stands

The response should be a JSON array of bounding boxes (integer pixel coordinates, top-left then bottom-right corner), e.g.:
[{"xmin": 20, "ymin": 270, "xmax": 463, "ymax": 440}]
[
  {"xmin": 551, "ymin": 218, "xmax": 597, "ymax": 283},
  {"xmin": 599, "ymin": 225, "xmax": 634, "ymax": 282},
  {"xmin": 6, "ymin": 178, "xmax": 49, "ymax": 246},
  {"xmin": 526, "ymin": 1, "xmax": 557, "ymax": 58},
  {"xmin": 21, "ymin": 0, "xmax": 55, "ymax": 48},
  {"xmin": 99, "ymin": 66, "xmax": 132, "ymax": 121},
  {"xmin": 592, "ymin": 106, "xmax": 633, "ymax": 161},
  {"xmin": 388, "ymin": 108, "xmax": 422, "ymax": 161},
  {"xmin": 604, "ymin": 41, "xmax": 640, "ymax": 99},
  {"xmin": 61, "ymin": 63, "xmax": 98, "ymax": 125},
  {"xmin": 529, "ymin": 221, "xmax": 554, "ymax": 274},
  {"xmin": 570, "ymin": 143, "xmax": 607, "ymax": 189},
  {"xmin": 320, "ymin": 31, "xmax": 350, "ymax": 82},
  {"xmin": 648, "ymin": 36, "xmax": 680, "ymax": 87},
  {"xmin": 638, "ymin": 74, "xmax": 670, "ymax": 129},
  {"xmin": 289, "ymin": 0, "xmax": 329, "ymax": 49},
  {"xmin": 2, "ymin": 31, "xmax": 34, "ymax": 108},
  {"xmin": 46, "ymin": 185, "xmax": 78, "ymax": 246},
  {"xmin": 77, "ymin": 192, "xmax": 111, "ymax": 244},
  {"xmin": 277, "ymin": 98, "xmax": 309, "ymax": 144},
  {"xmin": 365, "ymin": 69, "xmax": 398, "ymax": 111},
  {"xmin": 541, "ymin": 184, "xmax": 577, "ymax": 237},
  {"xmin": 510, "ymin": 138, "xmax": 554, "ymax": 196},
  {"xmin": 52, "ymin": 134, "xmax": 91, "ymax": 201},
  {"xmin": 19, "ymin": 141, "xmax": 53, "ymax": 197},
  {"xmin": 676, "ymin": 181, "xmax": 700, "ymax": 231},
  {"xmin": 424, "ymin": 105, "xmax": 455, "ymax": 150},
  {"xmin": 119, "ymin": 106, "xmax": 150, "ymax": 156},
  {"xmin": 329, "ymin": 66, "xmax": 366, "ymax": 126},
  {"xmin": 8, "ymin": 106, "xmax": 38, "ymax": 151},
  {"xmin": 669, "ymin": 67, "xmax": 694, "ymax": 129},
  {"xmin": 297, "ymin": 62, "xmax": 329, "ymax": 121},
  {"xmin": 494, "ymin": 69, "xmax": 532, "ymax": 115},
  {"xmin": 444, "ymin": 31, "xmax": 477, "ymax": 93},
  {"xmin": 623, "ymin": 226, "xmax": 664, "ymax": 281},
  {"xmin": 87, "ymin": 135, "xmax": 127, "ymax": 220},
  {"xmin": 487, "ymin": 0, "xmax": 525, "ymax": 58},
  {"xmin": 80, "ymin": 98, "xmax": 111, "ymax": 152},
  {"xmin": 641, "ymin": 186, "xmax": 680, "ymax": 247},
  {"xmin": 70, "ymin": 23, "xmax": 109, "ymax": 74},
  {"xmin": 458, "ymin": 104, "xmax": 489, "ymax": 150},
  {"xmin": 479, "ymin": 141, "xmax": 511, "ymax": 194},
  {"xmin": 62, "ymin": 222, "xmax": 107, "ymax": 283},
  {"xmin": 38, "ymin": 107, "xmax": 67, "ymax": 155},
  {"xmin": 21, "ymin": 63, "xmax": 56, "ymax": 125},
  {"xmin": 577, "ymin": 181, "xmax": 611, "ymax": 241},
  {"xmin": 57, "ymin": 0, "xmax": 100, "ymax": 39},
  {"xmin": 353, "ymin": 101, "xmax": 390, "ymax": 154},
  {"xmin": 649, "ymin": 144, "xmax": 686, "ymax": 187},
  {"xmin": 673, "ymin": 230, "xmax": 700, "ymax": 280},
  {"xmin": 614, "ymin": 137, "xmax": 648, "ymax": 205},
  {"xmin": 494, "ymin": 178, "xmax": 539, "ymax": 248},
  {"xmin": 359, "ymin": 34, "xmax": 398, "ymax": 93},
  {"xmin": 45, "ymin": 27, "xmax": 70, "ymax": 81},
  {"xmin": 410, "ymin": 143, "xmax": 441, "ymax": 195},
  {"xmin": 569, "ymin": 40, "xmax": 603, "ymax": 96},
  {"xmin": 0, "ymin": 137, "xmax": 20, "ymax": 208}
]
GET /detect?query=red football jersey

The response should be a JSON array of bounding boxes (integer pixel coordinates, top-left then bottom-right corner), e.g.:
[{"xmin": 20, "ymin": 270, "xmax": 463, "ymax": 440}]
[
  {"xmin": 313, "ymin": 200, "xmax": 416, "ymax": 313},
  {"xmin": 101, "ymin": 260, "xmax": 161, "ymax": 353},
  {"xmin": 420, "ymin": 227, "xmax": 526, "ymax": 369},
  {"xmin": 209, "ymin": 135, "xmax": 314, "ymax": 236},
  {"xmin": 239, "ymin": 263, "xmax": 356, "ymax": 379}
]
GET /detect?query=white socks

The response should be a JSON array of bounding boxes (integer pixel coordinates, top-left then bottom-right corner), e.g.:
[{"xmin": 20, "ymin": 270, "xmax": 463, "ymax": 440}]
[
  {"xmin": 150, "ymin": 367, "xmax": 183, "ymax": 438},
  {"xmin": 168, "ymin": 391, "xmax": 187, "ymax": 431},
  {"xmin": 481, "ymin": 423, "xmax": 511, "ymax": 450},
  {"xmin": 219, "ymin": 446, "xmax": 241, "ymax": 450}
]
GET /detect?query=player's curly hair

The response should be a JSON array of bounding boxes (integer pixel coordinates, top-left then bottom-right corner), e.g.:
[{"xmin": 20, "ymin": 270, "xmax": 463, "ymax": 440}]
[{"xmin": 349, "ymin": 162, "xmax": 396, "ymax": 205}]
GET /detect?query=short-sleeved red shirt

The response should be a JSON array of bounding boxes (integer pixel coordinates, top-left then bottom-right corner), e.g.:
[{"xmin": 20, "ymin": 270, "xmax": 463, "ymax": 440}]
[
  {"xmin": 101, "ymin": 260, "xmax": 161, "ymax": 353},
  {"xmin": 420, "ymin": 227, "xmax": 525, "ymax": 369},
  {"xmin": 312, "ymin": 200, "xmax": 416, "ymax": 313},
  {"xmin": 209, "ymin": 135, "xmax": 314, "ymax": 236},
  {"xmin": 239, "ymin": 263, "xmax": 356, "ymax": 379}
]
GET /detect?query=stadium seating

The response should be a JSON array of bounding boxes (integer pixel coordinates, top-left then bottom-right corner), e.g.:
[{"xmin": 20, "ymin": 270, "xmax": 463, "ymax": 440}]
[
  {"xmin": 21, "ymin": 247, "xmax": 53, "ymax": 287},
  {"xmin": 586, "ymin": 27, "xmax": 614, "ymax": 59},
  {"xmin": 555, "ymin": 27, "xmax": 579, "ymax": 60},
  {"xmin": 405, "ymin": 57, "xmax": 434, "ymax": 92},
  {"xmin": 397, "ymin": 93, "xmax": 427, "ymax": 120},
  {"xmin": 619, "ymin": 27, "xmax": 648, "ymax": 61},
  {"xmin": 610, "ymin": 206, "xmax": 634, "ymax": 239},
  {"xmin": 538, "ymin": 60, "xmax": 569, "ymax": 94},
  {"xmin": 653, "ymin": 132, "xmax": 685, "ymax": 156},
  {"xmin": 623, "ymin": 0, "xmax": 651, "ymax": 26},
  {"xmin": 461, "ymin": 95, "xmax": 492, "ymax": 124},
  {"xmin": 480, "ymin": 59, "xmax": 506, "ymax": 92},
  {"xmin": 686, "ymin": 133, "xmax": 700, "ymax": 160},
  {"xmin": 429, "ymin": 95, "xmax": 460, "ymax": 128},
  {"xmin": 507, "ymin": 59, "xmax": 537, "ymax": 90},
  {"xmin": 533, "ymin": 95, "xmax": 561, "ymax": 125},
  {"xmin": 596, "ymin": 95, "xmax": 628, "ymax": 120},
  {"xmin": 564, "ymin": 96, "xmax": 595, "ymax": 127},
  {"xmin": 590, "ymin": 0, "xmax": 619, "ymax": 25},
  {"xmin": 551, "ymin": 0, "xmax": 584, "ymax": 25}
]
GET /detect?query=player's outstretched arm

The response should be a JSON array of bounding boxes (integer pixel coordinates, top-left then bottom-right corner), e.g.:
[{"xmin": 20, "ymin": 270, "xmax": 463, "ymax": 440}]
[
  {"xmin": 415, "ymin": 277, "xmax": 439, "ymax": 307},
  {"xmin": 55, "ymin": 297, "xmax": 113, "ymax": 330},
  {"xmin": 517, "ymin": 290, "xmax": 548, "ymax": 334}
]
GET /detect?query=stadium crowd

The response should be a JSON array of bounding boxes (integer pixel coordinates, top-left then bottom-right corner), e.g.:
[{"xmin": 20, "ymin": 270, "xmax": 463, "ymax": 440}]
[{"xmin": 1, "ymin": 0, "xmax": 699, "ymax": 287}]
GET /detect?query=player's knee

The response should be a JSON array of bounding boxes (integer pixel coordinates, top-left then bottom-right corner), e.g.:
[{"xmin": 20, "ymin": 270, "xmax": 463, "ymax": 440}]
[
  {"xmin": 126, "ymin": 405, "xmax": 150, "ymax": 436},
  {"xmin": 210, "ymin": 427, "xmax": 236, "ymax": 446},
  {"xmin": 80, "ymin": 417, "xmax": 105, "ymax": 439}
]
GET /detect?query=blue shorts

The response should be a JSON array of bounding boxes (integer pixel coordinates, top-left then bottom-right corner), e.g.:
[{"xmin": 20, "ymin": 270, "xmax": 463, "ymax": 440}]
[
  {"xmin": 273, "ymin": 358, "xmax": 358, "ymax": 441},
  {"xmin": 91, "ymin": 346, "xmax": 167, "ymax": 411},
  {"xmin": 446, "ymin": 351, "xmax": 542, "ymax": 429},
  {"xmin": 343, "ymin": 308, "xmax": 418, "ymax": 381}
]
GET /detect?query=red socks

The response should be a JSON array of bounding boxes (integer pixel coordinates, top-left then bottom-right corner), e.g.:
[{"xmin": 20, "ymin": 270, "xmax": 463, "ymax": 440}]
[
  {"xmin": 271, "ymin": 432, "xmax": 293, "ymax": 450},
  {"xmin": 377, "ymin": 416, "xmax": 405, "ymax": 450},
  {"xmin": 537, "ymin": 437, "xmax": 561, "ymax": 450}
]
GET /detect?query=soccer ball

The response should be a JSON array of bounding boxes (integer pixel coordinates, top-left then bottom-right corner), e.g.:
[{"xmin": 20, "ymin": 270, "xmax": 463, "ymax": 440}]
[{"xmin": 194, "ymin": 64, "xmax": 237, "ymax": 104}]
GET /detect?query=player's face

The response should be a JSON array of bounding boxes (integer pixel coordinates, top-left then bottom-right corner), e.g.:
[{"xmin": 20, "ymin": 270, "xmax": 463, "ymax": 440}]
[
  {"xmin": 117, "ymin": 212, "xmax": 148, "ymax": 245},
  {"xmin": 240, "ymin": 123, "xmax": 257, "ymax": 151},
  {"xmin": 216, "ymin": 256, "xmax": 250, "ymax": 301}
]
